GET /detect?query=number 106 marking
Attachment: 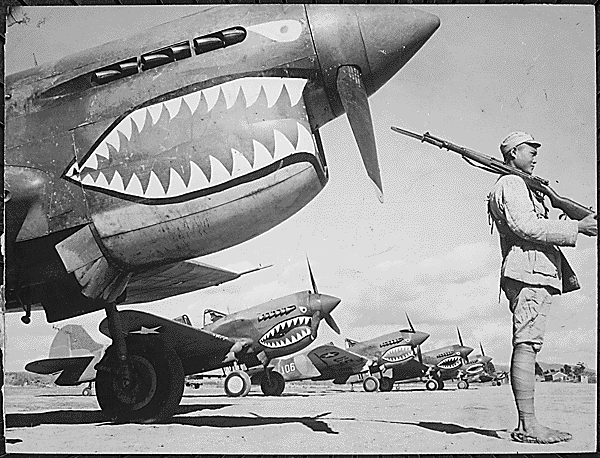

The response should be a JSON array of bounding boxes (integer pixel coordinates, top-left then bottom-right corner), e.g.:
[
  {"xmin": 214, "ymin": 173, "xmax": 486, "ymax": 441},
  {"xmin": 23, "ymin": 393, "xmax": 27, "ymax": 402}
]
[{"xmin": 281, "ymin": 363, "xmax": 296, "ymax": 373}]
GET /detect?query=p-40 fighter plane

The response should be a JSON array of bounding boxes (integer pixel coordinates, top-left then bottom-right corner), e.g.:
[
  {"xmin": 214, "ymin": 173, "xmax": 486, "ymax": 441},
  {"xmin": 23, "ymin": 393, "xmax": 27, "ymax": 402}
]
[
  {"xmin": 268, "ymin": 314, "xmax": 429, "ymax": 393},
  {"xmin": 27, "ymin": 259, "xmax": 340, "ymax": 415},
  {"xmin": 4, "ymin": 5, "xmax": 439, "ymax": 421},
  {"xmin": 386, "ymin": 326, "xmax": 474, "ymax": 391},
  {"xmin": 455, "ymin": 342, "xmax": 507, "ymax": 389},
  {"xmin": 25, "ymin": 324, "xmax": 106, "ymax": 396}
]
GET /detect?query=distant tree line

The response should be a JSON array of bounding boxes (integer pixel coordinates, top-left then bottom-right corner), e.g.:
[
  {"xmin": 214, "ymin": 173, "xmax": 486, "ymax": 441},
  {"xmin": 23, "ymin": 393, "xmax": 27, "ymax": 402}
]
[{"xmin": 5, "ymin": 372, "xmax": 55, "ymax": 387}]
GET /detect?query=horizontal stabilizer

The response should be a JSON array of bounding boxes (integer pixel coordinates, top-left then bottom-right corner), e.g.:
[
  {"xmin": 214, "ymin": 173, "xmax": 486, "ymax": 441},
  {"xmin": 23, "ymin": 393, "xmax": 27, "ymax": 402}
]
[{"xmin": 25, "ymin": 356, "xmax": 95, "ymax": 386}]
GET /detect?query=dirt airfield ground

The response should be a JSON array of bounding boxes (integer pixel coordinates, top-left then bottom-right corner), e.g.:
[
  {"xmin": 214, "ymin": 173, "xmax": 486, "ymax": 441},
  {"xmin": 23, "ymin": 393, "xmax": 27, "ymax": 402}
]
[{"xmin": 4, "ymin": 380, "xmax": 597, "ymax": 454}]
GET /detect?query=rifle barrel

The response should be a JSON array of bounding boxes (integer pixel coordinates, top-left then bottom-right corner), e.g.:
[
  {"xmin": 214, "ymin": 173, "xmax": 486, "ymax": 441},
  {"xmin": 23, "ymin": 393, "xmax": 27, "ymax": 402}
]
[
  {"xmin": 391, "ymin": 125, "xmax": 594, "ymax": 220},
  {"xmin": 390, "ymin": 126, "xmax": 424, "ymax": 141}
]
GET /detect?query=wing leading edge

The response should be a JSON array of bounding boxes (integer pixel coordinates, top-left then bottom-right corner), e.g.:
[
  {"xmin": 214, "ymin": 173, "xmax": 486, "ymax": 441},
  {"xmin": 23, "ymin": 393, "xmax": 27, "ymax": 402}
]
[{"xmin": 123, "ymin": 261, "xmax": 268, "ymax": 304}]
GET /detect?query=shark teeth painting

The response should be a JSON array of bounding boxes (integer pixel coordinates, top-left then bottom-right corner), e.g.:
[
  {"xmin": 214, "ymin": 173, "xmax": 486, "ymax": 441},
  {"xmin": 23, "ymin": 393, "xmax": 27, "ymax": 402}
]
[
  {"xmin": 259, "ymin": 316, "xmax": 312, "ymax": 349},
  {"xmin": 381, "ymin": 345, "xmax": 415, "ymax": 363},
  {"xmin": 64, "ymin": 76, "xmax": 317, "ymax": 204},
  {"xmin": 466, "ymin": 363, "xmax": 484, "ymax": 374},
  {"xmin": 438, "ymin": 355, "xmax": 464, "ymax": 370}
]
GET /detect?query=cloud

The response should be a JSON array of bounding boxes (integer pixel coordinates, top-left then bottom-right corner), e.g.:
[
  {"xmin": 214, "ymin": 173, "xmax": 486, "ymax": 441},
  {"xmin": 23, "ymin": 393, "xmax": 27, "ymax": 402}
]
[{"xmin": 342, "ymin": 242, "xmax": 500, "ymax": 328}]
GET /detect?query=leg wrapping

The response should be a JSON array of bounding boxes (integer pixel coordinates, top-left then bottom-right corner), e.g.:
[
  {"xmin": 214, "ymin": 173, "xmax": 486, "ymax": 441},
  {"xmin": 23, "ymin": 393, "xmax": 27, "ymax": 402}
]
[{"xmin": 511, "ymin": 343, "xmax": 536, "ymax": 424}]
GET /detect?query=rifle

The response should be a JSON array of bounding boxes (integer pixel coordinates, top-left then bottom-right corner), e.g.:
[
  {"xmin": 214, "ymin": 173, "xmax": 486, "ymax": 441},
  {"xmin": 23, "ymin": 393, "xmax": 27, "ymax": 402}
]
[{"xmin": 391, "ymin": 126, "xmax": 595, "ymax": 221}]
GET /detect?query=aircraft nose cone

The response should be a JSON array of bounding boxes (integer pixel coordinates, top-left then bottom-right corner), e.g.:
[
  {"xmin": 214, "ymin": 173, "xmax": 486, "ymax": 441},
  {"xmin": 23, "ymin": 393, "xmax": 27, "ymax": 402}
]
[
  {"xmin": 412, "ymin": 331, "xmax": 430, "ymax": 346},
  {"xmin": 357, "ymin": 6, "xmax": 440, "ymax": 96},
  {"xmin": 319, "ymin": 294, "xmax": 341, "ymax": 315},
  {"xmin": 464, "ymin": 347, "xmax": 474, "ymax": 356}
]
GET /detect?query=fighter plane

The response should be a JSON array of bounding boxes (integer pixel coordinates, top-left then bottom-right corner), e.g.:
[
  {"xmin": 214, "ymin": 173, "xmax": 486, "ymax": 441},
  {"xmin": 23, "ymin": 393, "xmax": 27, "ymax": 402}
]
[
  {"xmin": 392, "ymin": 326, "xmax": 474, "ymax": 391},
  {"xmin": 4, "ymin": 5, "xmax": 440, "ymax": 421},
  {"xmin": 455, "ymin": 342, "xmax": 507, "ymax": 388},
  {"xmin": 27, "ymin": 259, "xmax": 341, "ymax": 411},
  {"xmin": 268, "ymin": 314, "xmax": 430, "ymax": 393},
  {"xmin": 25, "ymin": 324, "xmax": 106, "ymax": 396}
]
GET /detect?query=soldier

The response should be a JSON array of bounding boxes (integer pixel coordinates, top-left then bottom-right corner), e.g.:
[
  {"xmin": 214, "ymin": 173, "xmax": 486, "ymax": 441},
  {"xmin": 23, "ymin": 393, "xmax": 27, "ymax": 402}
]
[{"xmin": 487, "ymin": 131, "xmax": 597, "ymax": 444}]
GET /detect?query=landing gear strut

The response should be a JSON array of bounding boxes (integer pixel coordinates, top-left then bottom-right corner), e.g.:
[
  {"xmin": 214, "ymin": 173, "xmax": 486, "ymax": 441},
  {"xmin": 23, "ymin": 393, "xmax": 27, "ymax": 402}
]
[
  {"xmin": 82, "ymin": 381, "xmax": 93, "ymax": 396},
  {"xmin": 95, "ymin": 303, "xmax": 184, "ymax": 421},
  {"xmin": 260, "ymin": 370, "xmax": 285, "ymax": 396},
  {"xmin": 379, "ymin": 376, "xmax": 394, "ymax": 392}
]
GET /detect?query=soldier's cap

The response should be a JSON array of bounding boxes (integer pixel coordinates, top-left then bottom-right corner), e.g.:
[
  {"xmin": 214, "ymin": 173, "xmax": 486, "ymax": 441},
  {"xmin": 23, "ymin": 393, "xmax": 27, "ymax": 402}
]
[{"xmin": 500, "ymin": 131, "xmax": 541, "ymax": 155}]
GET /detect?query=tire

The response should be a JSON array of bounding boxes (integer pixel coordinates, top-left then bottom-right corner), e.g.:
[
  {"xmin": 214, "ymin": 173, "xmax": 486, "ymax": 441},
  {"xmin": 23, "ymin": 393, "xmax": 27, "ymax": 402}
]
[
  {"xmin": 224, "ymin": 371, "xmax": 251, "ymax": 397},
  {"xmin": 82, "ymin": 387, "xmax": 92, "ymax": 396},
  {"xmin": 437, "ymin": 380, "xmax": 445, "ymax": 390},
  {"xmin": 363, "ymin": 376, "xmax": 380, "ymax": 392},
  {"xmin": 457, "ymin": 380, "xmax": 469, "ymax": 390},
  {"xmin": 95, "ymin": 336, "xmax": 184, "ymax": 422},
  {"xmin": 261, "ymin": 371, "xmax": 285, "ymax": 396},
  {"xmin": 425, "ymin": 379, "xmax": 439, "ymax": 391},
  {"xmin": 379, "ymin": 377, "xmax": 393, "ymax": 392}
]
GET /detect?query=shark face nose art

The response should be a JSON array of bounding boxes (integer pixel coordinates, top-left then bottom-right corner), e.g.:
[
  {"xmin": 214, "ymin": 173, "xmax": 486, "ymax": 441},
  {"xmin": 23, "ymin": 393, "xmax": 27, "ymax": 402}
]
[
  {"xmin": 64, "ymin": 76, "xmax": 320, "ymax": 204},
  {"xmin": 438, "ymin": 355, "xmax": 464, "ymax": 370},
  {"xmin": 466, "ymin": 363, "xmax": 485, "ymax": 375},
  {"xmin": 381, "ymin": 345, "xmax": 414, "ymax": 364},
  {"xmin": 259, "ymin": 316, "xmax": 312, "ymax": 349}
]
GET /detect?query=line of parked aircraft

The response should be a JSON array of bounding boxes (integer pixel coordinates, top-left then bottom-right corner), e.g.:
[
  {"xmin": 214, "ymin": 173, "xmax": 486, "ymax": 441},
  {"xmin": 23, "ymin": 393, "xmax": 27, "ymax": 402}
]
[
  {"xmin": 26, "ymin": 264, "xmax": 507, "ymax": 403},
  {"xmin": 6, "ymin": 5, "xmax": 444, "ymax": 422}
]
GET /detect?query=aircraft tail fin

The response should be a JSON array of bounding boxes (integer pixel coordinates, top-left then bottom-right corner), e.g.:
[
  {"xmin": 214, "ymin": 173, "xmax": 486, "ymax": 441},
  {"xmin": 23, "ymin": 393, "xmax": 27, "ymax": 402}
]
[
  {"xmin": 173, "ymin": 314, "xmax": 192, "ymax": 326},
  {"xmin": 49, "ymin": 325, "xmax": 103, "ymax": 358},
  {"xmin": 345, "ymin": 338, "xmax": 359, "ymax": 348},
  {"xmin": 203, "ymin": 309, "xmax": 226, "ymax": 326}
]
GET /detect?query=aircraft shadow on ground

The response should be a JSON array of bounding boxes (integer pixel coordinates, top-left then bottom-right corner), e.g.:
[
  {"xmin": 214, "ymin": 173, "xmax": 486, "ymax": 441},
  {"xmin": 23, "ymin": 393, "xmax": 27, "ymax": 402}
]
[
  {"xmin": 184, "ymin": 392, "xmax": 331, "ymax": 398},
  {"xmin": 5, "ymin": 404, "xmax": 230, "ymax": 428},
  {"xmin": 400, "ymin": 421, "xmax": 505, "ymax": 439},
  {"xmin": 36, "ymin": 394, "xmax": 91, "ymax": 398},
  {"xmin": 168, "ymin": 411, "xmax": 338, "ymax": 434}
]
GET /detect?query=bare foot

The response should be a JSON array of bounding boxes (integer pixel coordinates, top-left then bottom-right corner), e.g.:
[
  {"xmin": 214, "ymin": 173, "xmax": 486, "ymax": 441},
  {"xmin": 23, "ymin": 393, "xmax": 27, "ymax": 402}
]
[{"xmin": 511, "ymin": 423, "xmax": 572, "ymax": 444}]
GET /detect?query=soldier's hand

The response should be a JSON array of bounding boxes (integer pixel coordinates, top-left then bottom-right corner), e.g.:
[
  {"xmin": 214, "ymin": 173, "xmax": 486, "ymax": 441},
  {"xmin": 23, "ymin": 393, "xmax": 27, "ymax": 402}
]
[{"xmin": 577, "ymin": 213, "xmax": 597, "ymax": 237}]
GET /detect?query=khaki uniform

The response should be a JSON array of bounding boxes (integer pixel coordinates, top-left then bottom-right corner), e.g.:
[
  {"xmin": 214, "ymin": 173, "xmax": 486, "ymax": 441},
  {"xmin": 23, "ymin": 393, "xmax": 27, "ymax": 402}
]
[{"xmin": 488, "ymin": 174, "xmax": 579, "ymax": 346}]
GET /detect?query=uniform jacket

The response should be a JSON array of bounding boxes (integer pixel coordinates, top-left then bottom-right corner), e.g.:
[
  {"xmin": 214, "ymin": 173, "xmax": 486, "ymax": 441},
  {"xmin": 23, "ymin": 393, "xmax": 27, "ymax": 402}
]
[{"xmin": 488, "ymin": 174, "xmax": 579, "ymax": 294}]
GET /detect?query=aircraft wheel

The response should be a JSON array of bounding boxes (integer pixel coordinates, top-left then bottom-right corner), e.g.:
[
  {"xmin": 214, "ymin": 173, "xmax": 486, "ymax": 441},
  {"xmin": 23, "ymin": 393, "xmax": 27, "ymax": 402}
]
[
  {"xmin": 96, "ymin": 336, "xmax": 184, "ymax": 422},
  {"xmin": 425, "ymin": 379, "xmax": 439, "ymax": 391},
  {"xmin": 379, "ymin": 377, "xmax": 393, "ymax": 392},
  {"xmin": 224, "ymin": 371, "xmax": 251, "ymax": 397},
  {"xmin": 260, "ymin": 371, "xmax": 285, "ymax": 396},
  {"xmin": 457, "ymin": 380, "xmax": 469, "ymax": 390},
  {"xmin": 363, "ymin": 376, "xmax": 380, "ymax": 392},
  {"xmin": 82, "ymin": 387, "xmax": 92, "ymax": 396}
]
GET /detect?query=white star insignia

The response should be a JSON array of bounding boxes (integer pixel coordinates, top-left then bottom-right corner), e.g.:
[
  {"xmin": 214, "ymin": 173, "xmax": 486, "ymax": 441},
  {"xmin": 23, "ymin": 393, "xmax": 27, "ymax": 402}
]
[{"xmin": 130, "ymin": 326, "xmax": 161, "ymax": 335}]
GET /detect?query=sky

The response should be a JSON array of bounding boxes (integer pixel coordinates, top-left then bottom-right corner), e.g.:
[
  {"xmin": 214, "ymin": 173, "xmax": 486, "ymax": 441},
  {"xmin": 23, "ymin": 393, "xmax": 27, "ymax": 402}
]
[{"xmin": 4, "ymin": 5, "xmax": 597, "ymax": 372}]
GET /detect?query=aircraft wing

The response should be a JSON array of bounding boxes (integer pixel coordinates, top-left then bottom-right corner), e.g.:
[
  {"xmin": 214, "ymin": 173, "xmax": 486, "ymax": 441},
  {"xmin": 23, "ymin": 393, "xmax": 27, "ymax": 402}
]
[
  {"xmin": 25, "ymin": 356, "xmax": 95, "ymax": 386},
  {"xmin": 122, "ymin": 260, "xmax": 266, "ymax": 304},
  {"xmin": 307, "ymin": 344, "xmax": 368, "ymax": 377},
  {"xmin": 98, "ymin": 310, "xmax": 239, "ymax": 373}
]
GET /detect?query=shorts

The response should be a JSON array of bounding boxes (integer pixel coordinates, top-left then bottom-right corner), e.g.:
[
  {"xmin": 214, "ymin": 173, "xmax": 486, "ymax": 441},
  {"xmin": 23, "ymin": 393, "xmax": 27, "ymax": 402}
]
[{"xmin": 503, "ymin": 278, "xmax": 555, "ymax": 347}]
